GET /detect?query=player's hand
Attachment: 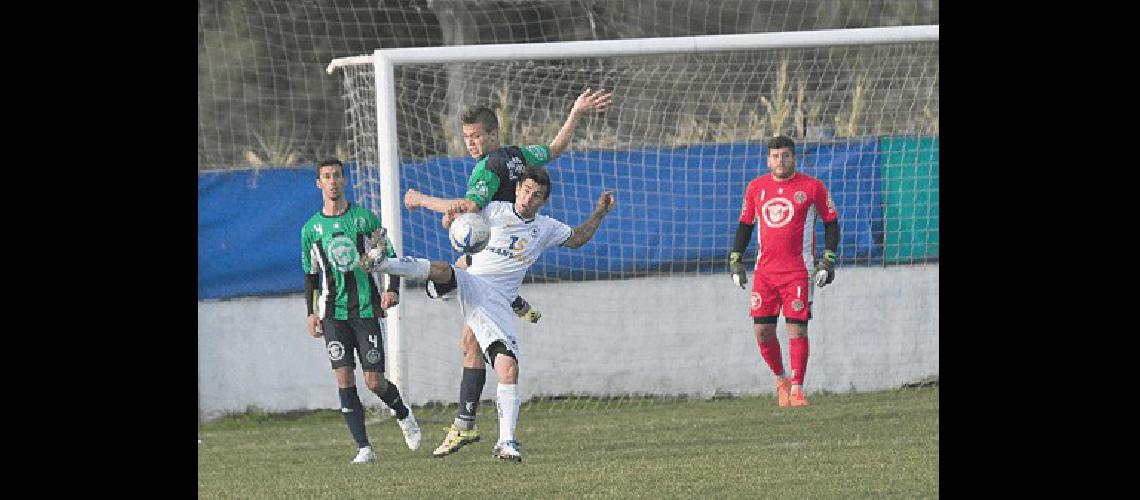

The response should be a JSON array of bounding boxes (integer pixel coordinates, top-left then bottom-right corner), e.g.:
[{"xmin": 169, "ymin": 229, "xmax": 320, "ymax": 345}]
[
  {"xmin": 381, "ymin": 291, "xmax": 399, "ymax": 310},
  {"xmin": 594, "ymin": 191, "xmax": 615, "ymax": 216},
  {"xmin": 574, "ymin": 88, "xmax": 613, "ymax": 115},
  {"xmin": 729, "ymin": 251, "xmax": 748, "ymax": 289},
  {"xmin": 442, "ymin": 210, "xmax": 458, "ymax": 229},
  {"xmin": 813, "ymin": 249, "xmax": 837, "ymax": 288},
  {"xmin": 307, "ymin": 314, "xmax": 323, "ymax": 338},
  {"xmin": 404, "ymin": 189, "xmax": 422, "ymax": 210}
]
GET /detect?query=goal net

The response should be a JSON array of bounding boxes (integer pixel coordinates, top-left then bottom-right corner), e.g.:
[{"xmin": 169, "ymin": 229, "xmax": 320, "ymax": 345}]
[{"xmin": 329, "ymin": 27, "xmax": 938, "ymax": 419}]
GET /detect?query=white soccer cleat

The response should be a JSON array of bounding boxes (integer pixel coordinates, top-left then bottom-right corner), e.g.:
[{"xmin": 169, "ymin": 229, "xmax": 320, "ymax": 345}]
[
  {"xmin": 396, "ymin": 410, "xmax": 422, "ymax": 450},
  {"xmin": 358, "ymin": 228, "xmax": 389, "ymax": 271},
  {"xmin": 358, "ymin": 246, "xmax": 388, "ymax": 272},
  {"xmin": 351, "ymin": 445, "xmax": 376, "ymax": 464},
  {"xmin": 491, "ymin": 440, "xmax": 522, "ymax": 463}
]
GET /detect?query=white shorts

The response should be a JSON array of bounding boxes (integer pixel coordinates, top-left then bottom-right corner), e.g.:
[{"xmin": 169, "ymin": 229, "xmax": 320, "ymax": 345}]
[{"xmin": 452, "ymin": 267, "xmax": 521, "ymax": 362}]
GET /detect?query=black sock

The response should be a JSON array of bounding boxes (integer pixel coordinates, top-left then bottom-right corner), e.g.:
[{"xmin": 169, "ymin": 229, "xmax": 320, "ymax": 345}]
[
  {"xmin": 338, "ymin": 387, "xmax": 370, "ymax": 448},
  {"xmin": 378, "ymin": 382, "xmax": 409, "ymax": 420},
  {"xmin": 455, "ymin": 367, "xmax": 486, "ymax": 430}
]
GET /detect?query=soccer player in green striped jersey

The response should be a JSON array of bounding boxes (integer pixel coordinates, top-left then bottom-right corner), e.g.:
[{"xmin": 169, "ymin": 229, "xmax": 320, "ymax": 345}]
[
  {"xmin": 302, "ymin": 158, "xmax": 422, "ymax": 463},
  {"xmin": 401, "ymin": 89, "xmax": 612, "ymax": 457}
]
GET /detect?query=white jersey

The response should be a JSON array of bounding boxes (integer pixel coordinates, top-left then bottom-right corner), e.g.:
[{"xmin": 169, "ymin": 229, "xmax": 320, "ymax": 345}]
[{"xmin": 466, "ymin": 200, "xmax": 573, "ymax": 299}]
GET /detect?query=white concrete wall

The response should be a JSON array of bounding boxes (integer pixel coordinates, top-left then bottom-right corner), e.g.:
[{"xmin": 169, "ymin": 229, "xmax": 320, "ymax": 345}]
[{"xmin": 198, "ymin": 264, "xmax": 938, "ymax": 420}]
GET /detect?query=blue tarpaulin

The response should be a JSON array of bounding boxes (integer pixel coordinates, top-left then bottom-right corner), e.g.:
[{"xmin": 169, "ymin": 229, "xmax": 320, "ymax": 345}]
[{"xmin": 199, "ymin": 138, "xmax": 903, "ymax": 300}]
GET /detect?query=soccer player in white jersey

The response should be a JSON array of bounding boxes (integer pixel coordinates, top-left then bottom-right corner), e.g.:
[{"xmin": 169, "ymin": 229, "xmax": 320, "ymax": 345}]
[
  {"xmin": 360, "ymin": 167, "xmax": 615, "ymax": 462},
  {"xmin": 403, "ymin": 93, "xmax": 611, "ymax": 455}
]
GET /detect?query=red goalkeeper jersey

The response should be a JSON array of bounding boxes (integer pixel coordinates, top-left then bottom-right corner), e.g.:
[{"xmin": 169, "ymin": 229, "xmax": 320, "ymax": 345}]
[{"xmin": 738, "ymin": 172, "xmax": 838, "ymax": 276}]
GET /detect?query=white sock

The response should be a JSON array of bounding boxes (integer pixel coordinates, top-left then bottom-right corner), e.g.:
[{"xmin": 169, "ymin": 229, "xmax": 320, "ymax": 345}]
[
  {"xmin": 496, "ymin": 383, "xmax": 520, "ymax": 443},
  {"xmin": 376, "ymin": 257, "xmax": 431, "ymax": 280}
]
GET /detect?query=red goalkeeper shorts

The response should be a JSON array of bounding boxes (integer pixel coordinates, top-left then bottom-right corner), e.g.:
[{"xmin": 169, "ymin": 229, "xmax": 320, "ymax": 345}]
[{"xmin": 749, "ymin": 271, "xmax": 813, "ymax": 322}]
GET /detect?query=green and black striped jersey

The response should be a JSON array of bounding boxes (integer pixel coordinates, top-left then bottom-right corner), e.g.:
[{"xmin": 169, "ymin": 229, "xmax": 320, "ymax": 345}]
[
  {"xmin": 301, "ymin": 203, "xmax": 396, "ymax": 320},
  {"xmin": 465, "ymin": 145, "xmax": 552, "ymax": 208}
]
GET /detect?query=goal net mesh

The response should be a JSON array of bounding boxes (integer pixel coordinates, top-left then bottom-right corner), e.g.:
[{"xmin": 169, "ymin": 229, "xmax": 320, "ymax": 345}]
[{"xmin": 335, "ymin": 38, "xmax": 938, "ymax": 420}]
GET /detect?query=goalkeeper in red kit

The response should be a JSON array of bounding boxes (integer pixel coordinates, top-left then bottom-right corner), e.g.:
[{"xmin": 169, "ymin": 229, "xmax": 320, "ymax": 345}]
[{"xmin": 728, "ymin": 135, "xmax": 839, "ymax": 407}]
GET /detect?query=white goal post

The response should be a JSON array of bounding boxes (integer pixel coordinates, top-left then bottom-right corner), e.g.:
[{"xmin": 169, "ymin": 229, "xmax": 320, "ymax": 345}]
[{"xmin": 327, "ymin": 25, "xmax": 938, "ymax": 407}]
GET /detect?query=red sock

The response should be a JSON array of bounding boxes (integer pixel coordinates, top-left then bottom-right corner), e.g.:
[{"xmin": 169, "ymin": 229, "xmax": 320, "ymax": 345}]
[
  {"xmin": 757, "ymin": 337, "xmax": 785, "ymax": 377},
  {"xmin": 789, "ymin": 336, "xmax": 809, "ymax": 386}
]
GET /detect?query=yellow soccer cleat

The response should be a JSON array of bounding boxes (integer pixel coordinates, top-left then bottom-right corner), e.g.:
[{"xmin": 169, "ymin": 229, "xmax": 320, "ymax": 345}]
[{"xmin": 431, "ymin": 425, "xmax": 481, "ymax": 457}]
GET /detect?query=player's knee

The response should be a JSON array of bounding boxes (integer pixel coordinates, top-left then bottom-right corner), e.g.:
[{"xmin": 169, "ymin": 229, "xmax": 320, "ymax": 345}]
[
  {"xmin": 429, "ymin": 261, "xmax": 454, "ymax": 283},
  {"xmin": 785, "ymin": 320, "xmax": 809, "ymax": 337},
  {"xmin": 460, "ymin": 332, "xmax": 479, "ymax": 351},
  {"xmin": 462, "ymin": 348, "xmax": 485, "ymax": 368},
  {"xmin": 363, "ymin": 372, "xmax": 389, "ymax": 393},
  {"xmin": 487, "ymin": 342, "xmax": 518, "ymax": 381},
  {"xmin": 752, "ymin": 321, "xmax": 777, "ymax": 341}
]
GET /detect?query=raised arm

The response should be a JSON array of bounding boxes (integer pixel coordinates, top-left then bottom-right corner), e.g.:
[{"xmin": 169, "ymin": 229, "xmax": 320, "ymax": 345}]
[
  {"xmin": 404, "ymin": 188, "xmax": 483, "ymax": 228},
  {"xmin": 563, "ymin": 190, "xmax": 616, "ymax": 249},
  {"xmin": 405, "ymin": 188, "xmax": 478, "ymax": 215},
  {"xmin": 548, "ymin": 88, "xmax": 613, "ymax": 160}
]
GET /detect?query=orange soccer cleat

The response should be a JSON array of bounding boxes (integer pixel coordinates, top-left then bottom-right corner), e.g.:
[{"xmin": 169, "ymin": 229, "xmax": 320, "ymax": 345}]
[
  {"xmin": 776, "ymin": 379, "xmax": 791, "ymax": 407},
  {"xmin": 789, "ymin": 385, "xmax": 809, "ymax": 407}
]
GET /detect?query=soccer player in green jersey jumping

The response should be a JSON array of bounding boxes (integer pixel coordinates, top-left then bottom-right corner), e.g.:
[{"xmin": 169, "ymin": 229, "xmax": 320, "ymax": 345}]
[
  {"xmin": 402, "ymin": 88, "xmax": 612, "ymax": 457},
  {"xmin": 301, "ymin": 158, "xmax": 422, "ymax": 463}
]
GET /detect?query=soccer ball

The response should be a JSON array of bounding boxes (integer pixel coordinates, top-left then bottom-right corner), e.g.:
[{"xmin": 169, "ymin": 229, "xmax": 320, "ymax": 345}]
[{"xmin": 449, "ymin": 213, "xmax": 490, "ymax": 255}]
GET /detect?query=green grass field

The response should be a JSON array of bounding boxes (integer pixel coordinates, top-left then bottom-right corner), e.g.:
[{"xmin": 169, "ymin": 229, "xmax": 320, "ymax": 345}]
[{"xmin": 198, "ymin": 386, "xmax": 938, "ymax": 498}]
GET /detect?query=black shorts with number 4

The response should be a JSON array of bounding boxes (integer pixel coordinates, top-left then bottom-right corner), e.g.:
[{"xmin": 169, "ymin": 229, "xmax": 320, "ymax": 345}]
[{"xmin": 320, "ymin": 317, "xmax": 386, "ymax": 372}]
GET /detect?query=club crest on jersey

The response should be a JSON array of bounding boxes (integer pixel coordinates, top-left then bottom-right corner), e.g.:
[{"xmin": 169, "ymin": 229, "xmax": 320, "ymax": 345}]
[
  {"xmin": 327, "ymin": 341, "xmax": 345, "ymax": 361},
  {"xmin": 354, "ymin": 217, "xmax": 367, "ymax": 232},
  {"xmin": 327, "ymin": 235, "xmax": 359, "ymax": 271},
  {"xmin": 473, "ymin": 180, "xmax": 489, "ymax": 198},
  {"xmin": 761, "ymin": 198, "xmax": 795, "ymax": 228},
  {"xmin": 506, "ymin": 156, "xmax": 525, "ymax": 179},
  {"xmin": 530, "ymin": 227, "xmax": 539, "ymax": 237},
  {"xmin": 792, "ymin": 300, "xmax": 804, "ymax": 312},
  {"xmin": 794, "ymin": 191, "xmax": 806, "ymax": 204},
  {"xmin": 365, "ymin": 349, "xmax": 382, "ymax": 364}
]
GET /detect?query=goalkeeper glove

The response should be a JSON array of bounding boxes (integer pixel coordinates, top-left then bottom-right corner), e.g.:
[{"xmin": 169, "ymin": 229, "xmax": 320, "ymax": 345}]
[
  {"xmin": 813, "ymin": 249, "xmax": 837, "ymax": 287},
  {"xmin": 512, "ymin": 296, "xmax": 542, "ymax": 324},
  {"xmin": 729, "ymin": 251, "xmax": 748, "ymax": 289}
]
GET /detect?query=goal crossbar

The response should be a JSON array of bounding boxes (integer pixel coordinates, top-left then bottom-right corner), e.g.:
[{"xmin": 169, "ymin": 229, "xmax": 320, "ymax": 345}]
[{"xmin": 327, "ymin": 25, "xmax": 937, "ymax": 73}]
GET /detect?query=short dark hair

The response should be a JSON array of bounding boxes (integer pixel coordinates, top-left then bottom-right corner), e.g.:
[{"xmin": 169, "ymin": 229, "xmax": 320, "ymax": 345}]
[
  {"xmin": 317, "ymin": 158, "xmax": 345, "ymax": 177},
  {"xmin": 461, "ymin": 106, "xmax": 499, "ymax": 133},
  {"xmin": 766, "ymin": 135, "xmax": 796, "ymax": 151},
  {"xmin": 519, "ymin": 166, "xmax": 552, "ymax": 201}
]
